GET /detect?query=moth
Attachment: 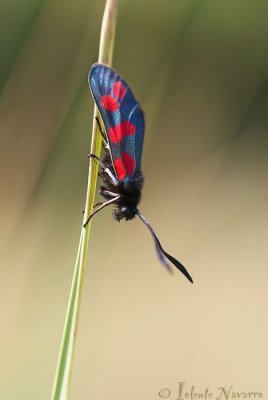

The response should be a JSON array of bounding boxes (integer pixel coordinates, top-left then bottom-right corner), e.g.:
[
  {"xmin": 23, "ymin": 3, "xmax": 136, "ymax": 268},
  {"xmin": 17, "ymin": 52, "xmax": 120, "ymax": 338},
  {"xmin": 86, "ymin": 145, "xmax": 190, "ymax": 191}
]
[{"xmin": 84, "ymin": 63, "xmax": 193, "ymax": 283}]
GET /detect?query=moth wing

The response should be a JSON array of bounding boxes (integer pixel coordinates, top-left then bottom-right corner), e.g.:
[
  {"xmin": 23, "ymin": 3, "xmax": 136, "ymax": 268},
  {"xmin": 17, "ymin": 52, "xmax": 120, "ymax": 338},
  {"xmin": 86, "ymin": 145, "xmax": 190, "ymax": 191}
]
[{"xmin": 89, "ymin": 63, "xmax": 145, "ymax": 181}]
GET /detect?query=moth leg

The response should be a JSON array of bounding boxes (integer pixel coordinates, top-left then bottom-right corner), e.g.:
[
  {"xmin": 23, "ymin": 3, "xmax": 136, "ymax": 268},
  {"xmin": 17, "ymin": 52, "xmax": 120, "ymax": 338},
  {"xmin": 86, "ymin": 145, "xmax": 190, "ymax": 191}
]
[
  {"xmin": 94, "ymin": 192, "xmax": 118, "ymax": 208},
  {"xmin": 83, "ymin": 195, "xmax": 121, "ymax": 227},
  {"xmin": 83, "ymin": 202, "xmax": 103, "ymax": 214},
  {"xmin": 88, "ymin": 153, "xmax": 105, "ymax": 168},
  {"xmin": 95, "ymin": 116, "xmax": 109, "ymax": 151},
  {"xmin": 102, "ymin": 168, "xmax": 118, "ymax": 185},
  {"xmin": 88, "ymin": 153, "xmax": 118, "ymax": 185},
  {"xmin": 87, "ymin": 155, "xmax": 105, "ymax": 178},
  {"xmin": 93, "ymin": 202, "xmax": 103, "ymax": 208},
  {"xmin": 101, "ymin": 190, "xmax": 120, "ymax": 198}
]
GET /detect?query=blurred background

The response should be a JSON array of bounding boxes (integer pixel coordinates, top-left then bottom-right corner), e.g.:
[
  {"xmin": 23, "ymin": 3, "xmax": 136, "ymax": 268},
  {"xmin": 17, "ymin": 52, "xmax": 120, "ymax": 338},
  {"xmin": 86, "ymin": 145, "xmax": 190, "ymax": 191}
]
[{"xmin": 0, "ymin": 0, "xmax": 268, "ymax": 399}]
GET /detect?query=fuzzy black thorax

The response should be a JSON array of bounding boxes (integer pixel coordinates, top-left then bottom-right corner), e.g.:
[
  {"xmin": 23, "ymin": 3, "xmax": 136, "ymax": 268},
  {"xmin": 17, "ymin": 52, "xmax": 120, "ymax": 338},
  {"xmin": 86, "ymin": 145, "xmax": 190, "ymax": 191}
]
[{"xmin": 99, "ymin": 155, "xmax": 144, "ymax": 220}]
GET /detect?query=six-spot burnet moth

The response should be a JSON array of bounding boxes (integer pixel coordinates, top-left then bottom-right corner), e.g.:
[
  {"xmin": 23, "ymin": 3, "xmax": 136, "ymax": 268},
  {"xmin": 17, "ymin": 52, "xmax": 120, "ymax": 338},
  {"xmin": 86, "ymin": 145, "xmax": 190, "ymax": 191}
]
[{"xmin": 84, "ymin": 63, "xmax": 193, "ymax": 283}]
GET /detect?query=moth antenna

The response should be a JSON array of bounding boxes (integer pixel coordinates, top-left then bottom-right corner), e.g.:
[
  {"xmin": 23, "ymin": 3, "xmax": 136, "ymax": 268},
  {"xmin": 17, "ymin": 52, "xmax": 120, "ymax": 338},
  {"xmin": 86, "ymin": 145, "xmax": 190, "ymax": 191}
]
[
  {"xmin": 135, "ymin": 209, "xmax": 193, "ymax": 283},
  {"xmin": 83, "ymin": 196, "xmax": 120, "ymax": 228}
]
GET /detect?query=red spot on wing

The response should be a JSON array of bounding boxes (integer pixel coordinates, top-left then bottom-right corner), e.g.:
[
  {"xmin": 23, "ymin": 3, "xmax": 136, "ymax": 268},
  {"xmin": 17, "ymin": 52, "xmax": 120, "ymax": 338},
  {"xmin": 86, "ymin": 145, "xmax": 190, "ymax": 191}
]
[
  {"xmin": 114, "ymin": 153, "xmax": 136, "ymax": 180},
  {"xmin": 114, "ymin": 158, "xmax": 126, "ymax": 180},
  {"xmin": 122, "ymin": 152, "xmax": 136, "ymax": 176},
  {"xmin": 108, "ymin": 121, "xmax": 136, "ymax": 143},
  {"xmin": 113, "ymin": 81, "xmax": 127, "ymax": 99},
  {"xmin": 101, "ymin": 95, "xmax": 119, "ymax": 111}
]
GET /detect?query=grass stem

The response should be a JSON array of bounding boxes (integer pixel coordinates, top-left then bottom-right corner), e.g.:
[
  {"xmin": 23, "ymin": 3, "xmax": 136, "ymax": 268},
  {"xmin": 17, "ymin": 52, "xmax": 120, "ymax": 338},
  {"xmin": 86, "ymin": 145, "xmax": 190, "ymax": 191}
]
[{"xmin": 50, "ymin": 1, "xmax": 118, "ymax": 398}]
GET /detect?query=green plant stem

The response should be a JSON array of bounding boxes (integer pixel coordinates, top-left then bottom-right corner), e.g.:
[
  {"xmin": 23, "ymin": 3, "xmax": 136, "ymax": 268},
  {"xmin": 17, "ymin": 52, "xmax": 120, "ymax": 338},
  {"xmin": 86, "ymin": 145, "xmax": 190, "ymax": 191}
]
[{"xmin": 50, "ymin": 1, "xmax": 118, "ymax": 399}]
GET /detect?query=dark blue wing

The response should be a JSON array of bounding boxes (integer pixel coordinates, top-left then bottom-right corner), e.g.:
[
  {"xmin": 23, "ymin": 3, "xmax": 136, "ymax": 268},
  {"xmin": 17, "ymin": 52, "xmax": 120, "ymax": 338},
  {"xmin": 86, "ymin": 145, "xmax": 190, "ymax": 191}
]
[{"xmin": 89, "ymin": 63, "xmax": 145, "ymax": 181}]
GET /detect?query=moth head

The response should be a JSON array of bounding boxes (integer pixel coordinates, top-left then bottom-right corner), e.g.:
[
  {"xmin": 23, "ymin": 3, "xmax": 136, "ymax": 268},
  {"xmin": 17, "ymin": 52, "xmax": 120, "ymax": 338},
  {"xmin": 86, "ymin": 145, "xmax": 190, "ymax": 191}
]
[{"xmin": 112, "ymin": 206, "xmax": 135, "ymax": 221}]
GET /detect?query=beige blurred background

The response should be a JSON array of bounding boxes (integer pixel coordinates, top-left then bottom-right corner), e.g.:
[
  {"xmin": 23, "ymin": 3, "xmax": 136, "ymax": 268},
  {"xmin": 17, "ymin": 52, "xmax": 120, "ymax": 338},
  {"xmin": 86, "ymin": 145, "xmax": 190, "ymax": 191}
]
[{"xmin": 0, "ymin": 0, "xmax": 268, "ymax": 399}]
